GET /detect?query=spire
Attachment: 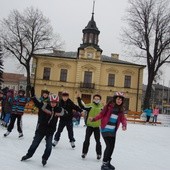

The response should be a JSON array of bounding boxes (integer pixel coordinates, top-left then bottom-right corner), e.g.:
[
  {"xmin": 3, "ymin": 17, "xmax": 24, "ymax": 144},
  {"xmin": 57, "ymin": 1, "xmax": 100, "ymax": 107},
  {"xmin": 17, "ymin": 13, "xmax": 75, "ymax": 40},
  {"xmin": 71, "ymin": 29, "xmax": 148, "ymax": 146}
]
[{"xmin": 91, "ymin": 0, "xmax": 95, "ymax": 21}]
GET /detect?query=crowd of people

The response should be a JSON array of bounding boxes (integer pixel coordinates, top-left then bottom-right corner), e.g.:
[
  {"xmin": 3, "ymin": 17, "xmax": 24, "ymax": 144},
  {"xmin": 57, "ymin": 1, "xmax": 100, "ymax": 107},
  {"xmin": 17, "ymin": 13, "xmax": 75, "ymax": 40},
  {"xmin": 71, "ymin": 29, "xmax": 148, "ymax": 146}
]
[{"xmin": 0, "ymin": 87, "xmax": 127, "ymax": 170}]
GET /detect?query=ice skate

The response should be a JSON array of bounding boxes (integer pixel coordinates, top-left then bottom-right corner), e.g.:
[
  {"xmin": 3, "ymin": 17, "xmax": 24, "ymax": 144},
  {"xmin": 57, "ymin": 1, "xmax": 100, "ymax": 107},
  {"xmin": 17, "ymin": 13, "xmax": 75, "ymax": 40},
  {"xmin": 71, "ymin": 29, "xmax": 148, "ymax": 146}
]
[
  {"xmin": 4, "ymin": 131, "xmax": 10, "ymax": 137},
  {"xmin": 52, "ymin": 140, "xmax": 58, "ymax": 147},
  {"xmin": 70, "ymin": 141, "xmax": 75, "ymax": 148}
]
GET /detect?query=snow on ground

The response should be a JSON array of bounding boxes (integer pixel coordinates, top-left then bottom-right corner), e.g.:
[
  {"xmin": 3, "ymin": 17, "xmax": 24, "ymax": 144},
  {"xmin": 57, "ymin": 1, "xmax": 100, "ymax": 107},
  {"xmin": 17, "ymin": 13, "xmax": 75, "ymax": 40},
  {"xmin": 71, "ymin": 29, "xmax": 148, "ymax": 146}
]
[{"xmin": 0, "ymin": 114, "xmax": 170, "ymax": 170}]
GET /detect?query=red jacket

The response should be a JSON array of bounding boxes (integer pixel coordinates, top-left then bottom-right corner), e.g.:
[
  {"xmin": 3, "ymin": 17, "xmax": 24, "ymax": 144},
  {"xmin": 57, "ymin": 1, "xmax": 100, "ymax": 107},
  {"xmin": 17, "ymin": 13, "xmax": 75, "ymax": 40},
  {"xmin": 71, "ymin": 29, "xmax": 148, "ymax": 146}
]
[{"xmin": 93, "ymin": 104, "xmax": 127, "ymax": 130}]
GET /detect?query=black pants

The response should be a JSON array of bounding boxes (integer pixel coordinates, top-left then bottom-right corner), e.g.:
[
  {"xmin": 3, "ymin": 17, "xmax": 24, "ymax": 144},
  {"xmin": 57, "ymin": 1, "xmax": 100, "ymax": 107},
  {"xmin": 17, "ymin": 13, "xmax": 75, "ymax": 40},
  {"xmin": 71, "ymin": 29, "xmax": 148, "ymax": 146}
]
[
  {"xmin": 82, "ymin": 126, "xmax": 102, "ymax": 155},
  {"xmin": 7, "ymin": 114, "xmax": 22, "ymax": 133},
  {"xmin": 103, "ymin": 136, "xmax": 116, "ymax": 162},
  {"xmin": 54, "ymin": 119, "xmax": 75, "ymax": 142},
  {"xmin": 26, "ymin": 132, "xmax": 53, "ymax": 161},
  {"xmin": 146, "ymin": 115, "xmax": 151, "ymax": 122}
]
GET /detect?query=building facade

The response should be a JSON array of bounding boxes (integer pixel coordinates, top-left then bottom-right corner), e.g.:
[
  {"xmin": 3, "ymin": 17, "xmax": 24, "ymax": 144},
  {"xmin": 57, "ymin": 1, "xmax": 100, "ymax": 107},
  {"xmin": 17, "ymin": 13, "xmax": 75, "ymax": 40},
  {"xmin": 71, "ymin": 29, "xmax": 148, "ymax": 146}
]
[
  {"xmin": 1, "ymin": 72, "xmax": 27, "ymax": 91},
  {"xmin": 31, "ymin": 12, "xmax": 145, "ymax": 111}
]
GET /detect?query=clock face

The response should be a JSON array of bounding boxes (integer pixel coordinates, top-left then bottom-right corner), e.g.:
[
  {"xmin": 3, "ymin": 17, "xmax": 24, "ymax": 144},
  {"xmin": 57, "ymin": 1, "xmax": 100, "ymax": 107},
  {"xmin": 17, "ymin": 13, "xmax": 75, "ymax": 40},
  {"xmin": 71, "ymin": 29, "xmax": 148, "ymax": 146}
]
[{"xmin": 87, "ymin": 53, "xmax": 93, "ymax": 58}]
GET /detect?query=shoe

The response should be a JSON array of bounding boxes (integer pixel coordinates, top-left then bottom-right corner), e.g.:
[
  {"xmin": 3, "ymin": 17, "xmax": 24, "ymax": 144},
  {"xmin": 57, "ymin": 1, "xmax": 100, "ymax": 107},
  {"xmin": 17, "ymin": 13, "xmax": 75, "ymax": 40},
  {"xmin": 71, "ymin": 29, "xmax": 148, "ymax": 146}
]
[
  {"xmin": 101, "ymin": 162, "xmax": 110, "ymax": 170},
  {"xmin": 19, "ymin": 133, "xmax": 24, "ymax": 138},
  {"xmin": 42, "ymin": 159, "xmax": 47, "ymax": 166},
  {"xmin": 4, "ymin": 131, "xmax": 10, "ymax": 137},
  {"xmin": 52, "ymin": 140, "xmax": 58, "ymax": 147},
  {"xmin": 81, "ymin": 153, "xmax": 86, "ymax": 159},
  {"xmin": 97, "ymin": 154, "xmax": 101, "ymax": 160},
  {"xmin": 70, "ymin": 141, "xmax": 75, "ymax": 148},
  {"xmin": 21, "ymin": 155, "xmax": 30, "ymax": 161}
]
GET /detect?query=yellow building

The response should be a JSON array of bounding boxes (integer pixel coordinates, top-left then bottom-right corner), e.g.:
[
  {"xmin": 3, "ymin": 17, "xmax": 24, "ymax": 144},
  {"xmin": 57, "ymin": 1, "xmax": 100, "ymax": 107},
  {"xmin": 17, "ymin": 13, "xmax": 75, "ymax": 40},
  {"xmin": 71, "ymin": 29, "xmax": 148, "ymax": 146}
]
[{"xmin": 31, "ymin": 12, "xmax": 145, "ymax": 112}]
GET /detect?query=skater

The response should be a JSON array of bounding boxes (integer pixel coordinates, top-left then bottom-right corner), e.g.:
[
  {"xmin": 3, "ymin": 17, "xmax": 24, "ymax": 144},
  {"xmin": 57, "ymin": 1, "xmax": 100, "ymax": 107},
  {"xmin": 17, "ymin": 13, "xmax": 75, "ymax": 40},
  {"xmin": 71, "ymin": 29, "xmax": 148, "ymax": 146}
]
[
  {"xmin": 0, "ymin": 90, "xmax": 5, "ymax": 122},
  {"xmin": 89, "ymin": 92, "xmax": 127, "ymax": 170},
  {"xmin": 144, "ymin": 106, "xmax": 152, "ymax": 123},
  {"xmin": 77, "ymin": 94, "xmax": 103, "ymax": 160},
  {"xmin": 21, "ymin": 87, "xmax": 63, "ymax": 166},
  {"xmin": 152, "ymin": 105, "xmax": 159, "ymax": 125},
  {"xmin": 53, "ymin": 91, "xmax": 83, "ymax": 148},
  {"xmin": 39, "ymin": 89, "xmax": 50, "ymax": 104},
  {"xmin": 4, "ymin": 89, "xmax": 29, "ymax": 138},
  {"xmin": 2, "ymin": 89, "xmax": 14, "ymax": 127}
]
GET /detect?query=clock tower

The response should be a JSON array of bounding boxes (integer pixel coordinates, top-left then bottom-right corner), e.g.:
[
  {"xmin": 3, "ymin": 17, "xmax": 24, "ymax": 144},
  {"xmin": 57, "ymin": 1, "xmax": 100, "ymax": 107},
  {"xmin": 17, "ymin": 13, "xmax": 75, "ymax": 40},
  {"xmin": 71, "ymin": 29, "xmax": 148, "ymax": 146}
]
[{"xmin": 77, "ymin": 1, "xmax": 102, "ymax": 60}]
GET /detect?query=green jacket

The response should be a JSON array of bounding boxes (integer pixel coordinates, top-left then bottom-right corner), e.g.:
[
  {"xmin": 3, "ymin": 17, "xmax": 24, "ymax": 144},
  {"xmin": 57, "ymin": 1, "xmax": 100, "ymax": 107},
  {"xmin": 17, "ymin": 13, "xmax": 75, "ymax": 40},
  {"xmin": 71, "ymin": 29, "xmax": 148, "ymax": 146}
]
[{"xmin": 77, "ymin": 97, "xmax": 103, "ymax": 127}]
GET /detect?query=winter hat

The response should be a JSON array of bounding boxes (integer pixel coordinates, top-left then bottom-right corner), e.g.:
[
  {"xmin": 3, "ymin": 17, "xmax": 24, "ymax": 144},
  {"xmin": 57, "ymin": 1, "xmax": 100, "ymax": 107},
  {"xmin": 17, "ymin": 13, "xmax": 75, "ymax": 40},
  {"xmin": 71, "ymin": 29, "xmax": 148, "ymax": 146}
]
[{"xmin": 62, "ymin": 91, "xmax": 69, "ymax": 96}]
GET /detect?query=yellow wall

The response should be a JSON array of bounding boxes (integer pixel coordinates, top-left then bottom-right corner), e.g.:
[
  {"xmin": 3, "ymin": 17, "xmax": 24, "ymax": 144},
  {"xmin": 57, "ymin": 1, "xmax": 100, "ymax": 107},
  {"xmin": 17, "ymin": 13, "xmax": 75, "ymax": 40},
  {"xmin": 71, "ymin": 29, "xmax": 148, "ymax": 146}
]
[{"xmin": 32, "ymin": 49, "xmax": 144, "ymax": 111}]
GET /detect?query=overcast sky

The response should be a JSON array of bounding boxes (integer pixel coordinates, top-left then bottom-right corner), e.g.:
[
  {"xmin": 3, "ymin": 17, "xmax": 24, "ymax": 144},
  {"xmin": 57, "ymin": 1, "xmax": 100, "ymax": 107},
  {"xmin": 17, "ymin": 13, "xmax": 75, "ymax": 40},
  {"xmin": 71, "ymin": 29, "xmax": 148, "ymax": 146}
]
[{"xmin": 0, "ymin": 0, "xmax": 169, "ymax": 86}]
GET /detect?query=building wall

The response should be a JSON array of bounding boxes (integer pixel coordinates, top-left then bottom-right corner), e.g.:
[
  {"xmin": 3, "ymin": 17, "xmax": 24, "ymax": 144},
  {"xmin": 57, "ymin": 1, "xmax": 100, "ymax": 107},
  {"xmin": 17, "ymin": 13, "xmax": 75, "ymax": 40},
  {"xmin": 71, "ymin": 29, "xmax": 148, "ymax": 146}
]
[{"xmin": 32, "ymin": 52, "xmax": 144, "ymax": 111}]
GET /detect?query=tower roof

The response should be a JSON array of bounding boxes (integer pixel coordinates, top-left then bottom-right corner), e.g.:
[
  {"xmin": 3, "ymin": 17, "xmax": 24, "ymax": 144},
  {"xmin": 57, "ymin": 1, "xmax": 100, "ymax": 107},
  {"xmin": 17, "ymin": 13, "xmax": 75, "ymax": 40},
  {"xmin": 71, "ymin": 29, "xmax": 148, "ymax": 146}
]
[{"xmin": 83, "ymin": 1, "xmax": 100, "ymax": 34}]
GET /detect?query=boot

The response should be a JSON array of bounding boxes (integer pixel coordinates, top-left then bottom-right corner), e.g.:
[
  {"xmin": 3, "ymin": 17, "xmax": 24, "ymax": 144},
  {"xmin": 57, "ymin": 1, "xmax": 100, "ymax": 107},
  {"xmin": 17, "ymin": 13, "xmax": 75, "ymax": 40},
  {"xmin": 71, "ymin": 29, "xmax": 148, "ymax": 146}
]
[
  {"xmin": 4, "ymin": 131, "xmax": 10, "ymax": 137},
  {"xmin": 101, "ymin": 161, "xmax": 110, "ymax": 170},
  {"xmin": 19, "ymin": 133, "xmax": 24, "ymax": 138},
  {"xmin": 52, "ymin": 140, "xmax": 58, "ymax": 147},
  {"xmin": 70, "ymin": 141, "xmax": 75, "ymax": 148},
  {"xmin": 42, "ymin": 158, "xmax": 47, "ymax": 166},
  {"xmin": 21, "ymin": 155, "xmax": 31, "ymax": 161},
  {"xmin": 97, "ymin": 154, "xmax": 101, "ymax": 160},
  {"xmin": 81, "ymin": 153, "xmax": 86, "ymax": 159}
]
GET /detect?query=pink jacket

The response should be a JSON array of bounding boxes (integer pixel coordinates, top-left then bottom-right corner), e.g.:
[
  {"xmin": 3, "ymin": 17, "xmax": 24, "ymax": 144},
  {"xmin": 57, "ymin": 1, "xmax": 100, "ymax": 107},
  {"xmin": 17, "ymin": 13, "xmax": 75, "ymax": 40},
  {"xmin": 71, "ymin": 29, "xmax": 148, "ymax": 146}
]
[
  {"xmin": 93, "ymin": 103, "xmax": 127, "ymax": 130},
  {"xmin": 153, "ymin": 108, "xmax": 159, "ymax": 115}
]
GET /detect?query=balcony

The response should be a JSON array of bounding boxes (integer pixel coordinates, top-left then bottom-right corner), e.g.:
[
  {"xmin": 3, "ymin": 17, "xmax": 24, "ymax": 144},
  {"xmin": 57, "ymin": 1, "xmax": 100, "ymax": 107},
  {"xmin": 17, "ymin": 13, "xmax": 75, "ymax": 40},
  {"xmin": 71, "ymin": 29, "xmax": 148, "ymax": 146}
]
[{"xmin": 80, "ymin": 82, "xmax": 95, "ymax": 89}]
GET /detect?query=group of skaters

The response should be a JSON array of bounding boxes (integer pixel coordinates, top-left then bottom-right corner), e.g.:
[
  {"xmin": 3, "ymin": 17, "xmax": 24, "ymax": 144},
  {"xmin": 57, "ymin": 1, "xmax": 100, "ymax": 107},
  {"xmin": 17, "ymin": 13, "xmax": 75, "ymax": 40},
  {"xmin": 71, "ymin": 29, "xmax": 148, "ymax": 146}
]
[
  {"xmin": 143, "ymin": 105, "xmax": 160, "ymax": 125},
  {"xmin": 0, "ymin": 86, "xmax": 127, "ymax": 170}
]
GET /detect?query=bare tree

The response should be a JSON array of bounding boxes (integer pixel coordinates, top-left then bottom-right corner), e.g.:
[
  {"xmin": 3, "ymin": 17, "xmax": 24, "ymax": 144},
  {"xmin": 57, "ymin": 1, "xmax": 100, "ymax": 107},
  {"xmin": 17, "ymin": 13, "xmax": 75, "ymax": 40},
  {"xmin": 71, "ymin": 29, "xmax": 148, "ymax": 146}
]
[
  {"xmin": 122, "ymin": 0, "xmax": 170, "ymax": 109},
  {"xmin": 0, "ymin": 7, "xmax": 63, "ymax": 95}
]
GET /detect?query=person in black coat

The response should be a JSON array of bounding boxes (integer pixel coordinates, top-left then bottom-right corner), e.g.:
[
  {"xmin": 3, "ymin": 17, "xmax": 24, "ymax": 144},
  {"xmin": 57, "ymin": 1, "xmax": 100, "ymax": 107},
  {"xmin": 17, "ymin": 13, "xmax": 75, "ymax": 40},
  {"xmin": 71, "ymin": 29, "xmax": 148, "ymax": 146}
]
[
  {"xmin": 21, "ymin": 87, "xmax": 64, "ymax": 166},
  {"xmin": 53, "ymin": 91, "xmax": 83, "ymax": 148}
]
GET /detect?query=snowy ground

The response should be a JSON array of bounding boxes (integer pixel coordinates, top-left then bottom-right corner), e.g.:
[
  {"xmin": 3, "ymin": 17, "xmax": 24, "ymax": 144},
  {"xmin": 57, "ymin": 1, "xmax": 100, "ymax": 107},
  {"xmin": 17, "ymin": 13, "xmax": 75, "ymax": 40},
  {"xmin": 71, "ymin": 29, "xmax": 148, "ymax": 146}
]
[{"xmin": 0, "ymin": 114, "xmax": 170, "ymax": 170}]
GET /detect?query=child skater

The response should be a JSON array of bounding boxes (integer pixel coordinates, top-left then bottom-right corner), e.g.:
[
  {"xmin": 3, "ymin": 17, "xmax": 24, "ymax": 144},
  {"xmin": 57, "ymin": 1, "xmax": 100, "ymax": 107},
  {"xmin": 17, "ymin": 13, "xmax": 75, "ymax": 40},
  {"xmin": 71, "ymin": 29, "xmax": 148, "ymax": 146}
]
[
  {"xmin": 89, "ymin": 92, "xmax": 127, "ymax": 170},
  {"xmin": 21, "ymin": 87, "xmax": 64, "ymax": 166}
]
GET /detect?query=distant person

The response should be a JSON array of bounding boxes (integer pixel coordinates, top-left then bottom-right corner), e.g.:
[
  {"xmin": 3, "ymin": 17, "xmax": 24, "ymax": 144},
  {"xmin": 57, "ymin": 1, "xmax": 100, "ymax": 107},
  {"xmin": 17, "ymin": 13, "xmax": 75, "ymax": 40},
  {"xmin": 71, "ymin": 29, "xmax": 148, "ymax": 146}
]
[
  {"xmin": 4, "ymin": 89, "xmax": 29, "ymax": 138},
  {"xmin": 144, "ymin": 106, "xmax": 152, "ymax": 123},
  {"xmin": 2, "ymin": 89, "xmax": 14, "ymax": 127},
  {"xmin": 52, "ymin": 91, "xmax": 83, "ymax": 148},
  {"xmin": 39, "ymin": 90, "xmax": 50, "ymax": 104},
  {"xmin": 152, "ymin": 105, "xmax": 159, "ymax": 125},
  {"xmin": 89, "ymin": 92, "xmax": 127, "ymax": 170},
  {"xmin": 77, "ymin": 94, "xmax": 103, "ymax": 160},
  {"xmin": 21, "ymin": 87, "xmax": 63, "ymax": 166}
]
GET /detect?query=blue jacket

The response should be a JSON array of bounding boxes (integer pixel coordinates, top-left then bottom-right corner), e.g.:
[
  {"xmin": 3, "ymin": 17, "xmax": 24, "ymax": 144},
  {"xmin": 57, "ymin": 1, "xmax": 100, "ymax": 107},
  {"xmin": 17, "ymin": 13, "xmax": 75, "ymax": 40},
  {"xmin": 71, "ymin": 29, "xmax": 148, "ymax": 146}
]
[{"xmin": 144, "ymin": 108, "xmax": 152, "ymax": 116}]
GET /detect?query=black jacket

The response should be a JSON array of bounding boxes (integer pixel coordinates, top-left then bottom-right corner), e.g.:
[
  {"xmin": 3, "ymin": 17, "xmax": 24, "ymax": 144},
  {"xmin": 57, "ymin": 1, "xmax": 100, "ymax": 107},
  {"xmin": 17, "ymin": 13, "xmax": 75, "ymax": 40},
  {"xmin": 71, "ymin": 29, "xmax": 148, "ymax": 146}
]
[
  {"xmin": 32, "ymin": 97, "xmax": 63, "ymax": 135},
  {"xmin": 59, "ymin": 98, "xmax": 82, "ymax": 121}
]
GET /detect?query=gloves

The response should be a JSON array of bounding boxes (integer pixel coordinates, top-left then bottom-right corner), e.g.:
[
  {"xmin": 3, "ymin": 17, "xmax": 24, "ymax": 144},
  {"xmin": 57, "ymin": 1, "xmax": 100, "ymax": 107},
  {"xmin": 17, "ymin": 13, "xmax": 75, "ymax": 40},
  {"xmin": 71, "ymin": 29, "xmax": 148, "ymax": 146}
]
[{"xmin": 31, "ymin": 87, "xmax": 35, "ymax": 97}]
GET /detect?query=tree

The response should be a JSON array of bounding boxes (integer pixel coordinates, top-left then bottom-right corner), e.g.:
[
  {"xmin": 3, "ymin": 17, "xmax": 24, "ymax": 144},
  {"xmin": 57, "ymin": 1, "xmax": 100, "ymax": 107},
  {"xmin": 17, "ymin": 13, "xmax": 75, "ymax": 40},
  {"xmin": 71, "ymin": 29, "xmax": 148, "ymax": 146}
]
[
  {"xmin": 0, "ymin": 7, "xmax": 63, "ymax": 96},
  {"xmin": 122, "ymin": 0, "xmax": 170, "ymax": 109},
  {"xmin": 0, "ymin": 43, "xmax": 3, "ymax": 86}
]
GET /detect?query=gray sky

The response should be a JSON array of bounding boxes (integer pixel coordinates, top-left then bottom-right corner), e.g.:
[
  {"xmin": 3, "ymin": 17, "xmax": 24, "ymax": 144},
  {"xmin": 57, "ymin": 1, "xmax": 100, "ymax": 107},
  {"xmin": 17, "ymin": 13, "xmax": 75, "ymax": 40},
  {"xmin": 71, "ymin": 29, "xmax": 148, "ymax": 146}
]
[{"xmin": 0, "ymin": 0, "xmax": 169, "ymax": 86}]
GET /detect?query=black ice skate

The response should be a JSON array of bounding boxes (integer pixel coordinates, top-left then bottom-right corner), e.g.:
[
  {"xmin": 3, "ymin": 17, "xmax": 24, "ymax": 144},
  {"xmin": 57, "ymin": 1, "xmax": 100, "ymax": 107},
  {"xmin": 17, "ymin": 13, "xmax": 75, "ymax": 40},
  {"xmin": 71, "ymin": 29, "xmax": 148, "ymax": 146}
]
[
  {"xmin": 42, "ymin": 159, "xmax": 47, "ymax": 166},
  {"xmin": 21, "ymin": 155, "xmax": 31, "ymax": 161}
]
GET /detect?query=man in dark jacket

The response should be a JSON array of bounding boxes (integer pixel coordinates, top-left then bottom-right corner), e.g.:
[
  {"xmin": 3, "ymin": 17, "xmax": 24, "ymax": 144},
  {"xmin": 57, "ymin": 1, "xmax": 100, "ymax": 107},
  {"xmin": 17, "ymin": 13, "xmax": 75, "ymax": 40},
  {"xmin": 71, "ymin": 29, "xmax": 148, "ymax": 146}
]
[
  {"xmin": 21, "ymin": 87, "xmax": 63, "ymax": 166},
  {"xmin": 53, "ymin": 91, "xmax": 83, "ymax": 148}
]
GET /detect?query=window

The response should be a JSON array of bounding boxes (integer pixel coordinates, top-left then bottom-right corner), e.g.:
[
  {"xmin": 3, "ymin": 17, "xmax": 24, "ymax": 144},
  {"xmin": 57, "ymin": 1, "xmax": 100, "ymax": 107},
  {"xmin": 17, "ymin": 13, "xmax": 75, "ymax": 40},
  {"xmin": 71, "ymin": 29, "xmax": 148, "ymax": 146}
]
[
  {"xmin": 108, "ymin": 74, "xmax": 115, "ymax": 86},
  {"xmin": 124, "ymin": 75, "xmax": 131, "ymax": 88},
  {"xmin": 43, "ymin": 67, "xmax": 51, "ymax": 80},
  {"xmin": 84, "ymin": 71, "xmax": 92, "ymax": 83},
  {"xmin": 60, "ymin": 69, "xmax": 67, "ymax": 82}
]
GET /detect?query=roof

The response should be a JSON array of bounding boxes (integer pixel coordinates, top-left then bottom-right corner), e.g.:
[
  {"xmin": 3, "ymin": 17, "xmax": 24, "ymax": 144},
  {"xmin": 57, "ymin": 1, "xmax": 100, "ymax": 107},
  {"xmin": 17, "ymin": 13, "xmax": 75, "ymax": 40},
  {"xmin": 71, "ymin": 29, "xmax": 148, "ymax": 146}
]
[
  {"xmin": 34, "ymin": 51, "xmax": 145, "ymax": 67},
  {"xmin": 2, "ymin": 72, "xmax": 26, "ymax": 83}
]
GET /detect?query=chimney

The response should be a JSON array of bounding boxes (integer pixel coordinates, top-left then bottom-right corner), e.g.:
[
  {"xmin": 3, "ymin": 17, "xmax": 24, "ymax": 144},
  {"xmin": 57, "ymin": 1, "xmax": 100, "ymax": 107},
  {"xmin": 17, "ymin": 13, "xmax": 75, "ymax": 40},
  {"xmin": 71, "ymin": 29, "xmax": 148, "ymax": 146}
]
[{"xmin": 111, "ymin": 53, "xmax": 119, "ymax": 59}]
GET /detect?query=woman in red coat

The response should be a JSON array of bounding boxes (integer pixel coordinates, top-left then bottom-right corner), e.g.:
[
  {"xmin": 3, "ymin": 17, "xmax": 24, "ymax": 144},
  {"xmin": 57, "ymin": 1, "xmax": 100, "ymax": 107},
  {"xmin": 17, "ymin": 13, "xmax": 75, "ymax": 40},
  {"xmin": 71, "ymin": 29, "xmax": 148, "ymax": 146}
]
[{"xmin": 89, "ymin": 92, "xmax": 127, "ymax": 170}]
